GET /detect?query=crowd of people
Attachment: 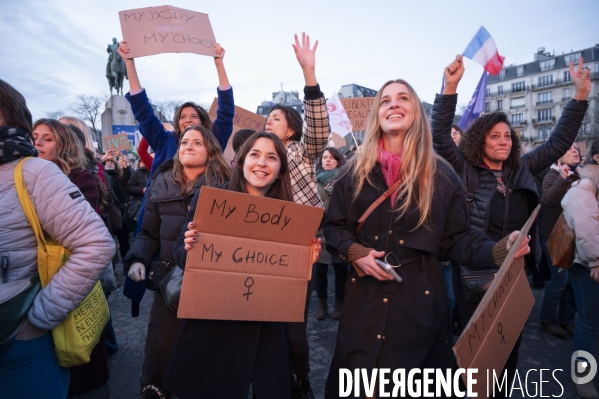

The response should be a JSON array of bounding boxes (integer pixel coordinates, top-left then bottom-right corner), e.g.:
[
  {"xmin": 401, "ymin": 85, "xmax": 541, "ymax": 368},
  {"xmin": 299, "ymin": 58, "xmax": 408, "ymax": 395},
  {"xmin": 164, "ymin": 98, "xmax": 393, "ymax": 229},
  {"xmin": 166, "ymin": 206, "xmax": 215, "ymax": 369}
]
[{"xmin": 0, "ymin": 31, "xmax": 595, "ymax": 399}]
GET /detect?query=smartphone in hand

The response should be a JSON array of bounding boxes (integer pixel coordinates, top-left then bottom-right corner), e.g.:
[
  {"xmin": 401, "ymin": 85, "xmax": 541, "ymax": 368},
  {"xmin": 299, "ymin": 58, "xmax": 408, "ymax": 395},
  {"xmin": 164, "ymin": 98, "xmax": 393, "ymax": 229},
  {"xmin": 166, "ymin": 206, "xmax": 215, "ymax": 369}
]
[{"xmin": 374, "ymin": 259, "xmax": 403, "ymax": 282}]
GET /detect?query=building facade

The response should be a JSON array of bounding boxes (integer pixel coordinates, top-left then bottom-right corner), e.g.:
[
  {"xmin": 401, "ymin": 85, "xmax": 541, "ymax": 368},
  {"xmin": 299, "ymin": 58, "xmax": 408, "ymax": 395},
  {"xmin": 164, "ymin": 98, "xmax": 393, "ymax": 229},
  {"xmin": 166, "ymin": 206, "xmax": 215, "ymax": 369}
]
[
  {"xmin": 256, "ymin": 89, "xmax": 304, "ymax": 117},
  {"xmin": 486, "ymin": 44, "xmax": 599, "ymax": 152}
]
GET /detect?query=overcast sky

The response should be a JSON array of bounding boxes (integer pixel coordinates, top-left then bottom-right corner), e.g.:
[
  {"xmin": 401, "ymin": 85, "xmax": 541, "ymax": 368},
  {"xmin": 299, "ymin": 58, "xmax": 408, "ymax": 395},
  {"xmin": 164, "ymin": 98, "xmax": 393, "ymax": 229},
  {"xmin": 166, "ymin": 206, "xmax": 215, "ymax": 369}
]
[{"xmin": 1, "ymin": 0, "xmax": 597, "ymax": 125}]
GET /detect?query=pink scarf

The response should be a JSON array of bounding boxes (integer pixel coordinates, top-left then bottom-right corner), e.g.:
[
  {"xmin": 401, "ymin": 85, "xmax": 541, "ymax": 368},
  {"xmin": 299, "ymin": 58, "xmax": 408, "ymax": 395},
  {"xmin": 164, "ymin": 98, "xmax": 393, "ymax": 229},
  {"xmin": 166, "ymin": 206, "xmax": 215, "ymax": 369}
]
[{"xmin": 377, "ymin": 138, "xmax": 403, "ymax": 204}]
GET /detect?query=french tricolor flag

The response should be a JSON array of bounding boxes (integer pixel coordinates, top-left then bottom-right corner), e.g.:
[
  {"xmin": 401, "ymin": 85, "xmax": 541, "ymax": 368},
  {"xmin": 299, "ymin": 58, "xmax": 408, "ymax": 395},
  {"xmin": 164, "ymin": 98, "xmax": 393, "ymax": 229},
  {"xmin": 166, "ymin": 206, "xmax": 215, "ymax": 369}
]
[{"xmin": 463, "ymin": 26, "xmax": 505, "ymax": 76}]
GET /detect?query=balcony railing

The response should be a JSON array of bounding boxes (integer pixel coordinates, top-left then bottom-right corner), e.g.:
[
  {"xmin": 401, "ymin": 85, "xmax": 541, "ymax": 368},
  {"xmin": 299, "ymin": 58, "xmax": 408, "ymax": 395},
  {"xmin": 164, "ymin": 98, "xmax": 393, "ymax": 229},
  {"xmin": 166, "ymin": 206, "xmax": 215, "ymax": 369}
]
[
  {"xmin": 531, "ymin": 79, "xmax": 572, "ymax": 90},
  {"xmin": 536, "ymin": 100, "xmax": 553, "ymax": 105},
  {"xmin": 511, "ymin": 120, "xmax": 527, "ymax": 126},
  {"xmin": 532, "ymin": 117, "xmax": 555, "ymax": 124},
  {"xmin": 487, "ymin": 87, "xmax": 534, "ymax": 97},
  {"xmin": 591, "ymin": 72, "xmax": 599, "ymax": 80},
  {"xmin": 562, "ymin": 96, "xmax": 571, "ymax": 101},
  {"xmin": 510, "ymin": 104, "xmax": 526, "ymax": 109}
]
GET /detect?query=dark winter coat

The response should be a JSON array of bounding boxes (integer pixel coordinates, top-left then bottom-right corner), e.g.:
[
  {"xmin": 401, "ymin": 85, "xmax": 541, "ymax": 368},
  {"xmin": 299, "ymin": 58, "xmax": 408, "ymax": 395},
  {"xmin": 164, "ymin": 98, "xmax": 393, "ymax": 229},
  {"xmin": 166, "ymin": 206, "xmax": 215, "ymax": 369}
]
[
  {"xmin": 539, "ymin": 166, "xmax": 579, "ymax": 238},
  {"xmin": 123, "ymin": 160, "xmax": 204, "ymax": 269},
  {"xmin": 322, "ymin": 161, "xmax": 497, "ymax": 398},
  {"xmin": 432, "ymin": 94, "xmax": 587, "ymax": 266},
  {"xmin": 67, "ymin": 167, "xmax": 99, "ymax": 210},
  {"xmin": 164, "ymin": 186, "xmax": 291, "ymax": 399},
  {"xmin": 105, "ymin": 167, "xmax": 131, "ymax": 206},
  {"xmin": 126, "ymin": 166, "xmax": 150, "ymax": 201}
]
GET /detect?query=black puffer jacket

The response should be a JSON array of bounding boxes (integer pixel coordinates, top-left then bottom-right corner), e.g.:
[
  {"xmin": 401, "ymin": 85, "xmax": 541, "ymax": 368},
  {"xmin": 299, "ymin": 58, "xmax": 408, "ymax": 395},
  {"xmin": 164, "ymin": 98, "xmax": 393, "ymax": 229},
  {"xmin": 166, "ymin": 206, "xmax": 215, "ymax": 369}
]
[
  {"xmin": 126, "ymin": 166, "xmax": 150, "ymax": 201},
  {"xmin": 432, "ymin": 94, "xmax": 588, "ymax": 265},
  {"xmin": 123, "ymin": 160, "xmax": 205, "ymax": 268}
]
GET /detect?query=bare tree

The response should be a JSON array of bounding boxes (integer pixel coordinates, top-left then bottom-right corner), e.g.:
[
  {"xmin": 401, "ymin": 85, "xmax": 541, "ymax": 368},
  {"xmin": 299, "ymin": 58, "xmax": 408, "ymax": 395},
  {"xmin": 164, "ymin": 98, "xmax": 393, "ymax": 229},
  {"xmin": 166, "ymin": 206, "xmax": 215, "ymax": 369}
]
[
  {"xmin": 68, "ymin": 95, "xmax": 103, "ymax": 141},
  {"xmin": 45, "ymin": 110, "xmax": 65, "ymax": 120},
  {"xmin": 571, "ymin": 102, "xmax": 599, "ymax": 153},
  {"xmin": 155, "ymin": 99, "xmax": 183, "ymax": 123},
  {"xmin": 155, "ymin": 99, "xmax": 212, "ymax": 124},
  {"xmin": 454, "ymin": 104, "xmax": 467, "ymax": 125}
]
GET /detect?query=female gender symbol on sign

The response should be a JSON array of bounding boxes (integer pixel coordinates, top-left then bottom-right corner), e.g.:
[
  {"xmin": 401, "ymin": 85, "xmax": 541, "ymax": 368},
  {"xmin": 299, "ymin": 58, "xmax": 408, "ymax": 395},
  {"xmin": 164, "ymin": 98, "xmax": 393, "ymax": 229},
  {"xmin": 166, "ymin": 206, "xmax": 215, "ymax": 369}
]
[
  {"xmin": 497, "ymin": 323, "xmax": 506, "ymax": 344},
  {"xmin": 243, "ymin": 277, "xmax": 254, "ymax": 301}
]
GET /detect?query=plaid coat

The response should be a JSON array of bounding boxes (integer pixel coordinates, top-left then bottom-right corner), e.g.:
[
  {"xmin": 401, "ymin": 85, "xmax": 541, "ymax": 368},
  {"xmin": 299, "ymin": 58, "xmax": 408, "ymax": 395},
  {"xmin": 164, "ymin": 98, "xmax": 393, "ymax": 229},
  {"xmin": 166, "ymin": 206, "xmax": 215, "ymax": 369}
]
[{"xmin": 288, "ymin": 95, "xmax": 330, "ymax": 207}]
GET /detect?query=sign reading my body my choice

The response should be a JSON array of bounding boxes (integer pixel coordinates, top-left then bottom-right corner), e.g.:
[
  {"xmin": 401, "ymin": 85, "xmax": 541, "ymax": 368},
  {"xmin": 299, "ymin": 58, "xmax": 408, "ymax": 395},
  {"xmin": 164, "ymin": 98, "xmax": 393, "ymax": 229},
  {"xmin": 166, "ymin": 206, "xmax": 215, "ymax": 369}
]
[
  {"xmin": 119, "ymin": 5, "xmax": 219, "ymax": 59},
  {"xmin": 178, "ymin": 187, "xmax": 324, "ymax": 322}
]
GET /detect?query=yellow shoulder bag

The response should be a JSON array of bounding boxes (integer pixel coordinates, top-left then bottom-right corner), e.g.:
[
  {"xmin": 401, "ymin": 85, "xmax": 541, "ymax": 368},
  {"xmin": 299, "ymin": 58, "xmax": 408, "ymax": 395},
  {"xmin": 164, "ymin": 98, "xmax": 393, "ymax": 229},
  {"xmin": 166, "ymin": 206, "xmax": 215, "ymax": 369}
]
[{"xmin": 14, "ymin": 157, "xmax": 110, "ymax": 367}]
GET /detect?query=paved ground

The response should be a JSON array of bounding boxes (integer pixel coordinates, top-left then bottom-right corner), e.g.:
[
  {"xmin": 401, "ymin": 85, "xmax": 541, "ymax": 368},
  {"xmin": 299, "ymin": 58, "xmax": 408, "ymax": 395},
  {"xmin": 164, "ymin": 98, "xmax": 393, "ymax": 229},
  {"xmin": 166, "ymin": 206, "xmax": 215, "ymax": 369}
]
[{"xmin": 107, "ymin": 265, "xmax": 597, "ymax": 398}]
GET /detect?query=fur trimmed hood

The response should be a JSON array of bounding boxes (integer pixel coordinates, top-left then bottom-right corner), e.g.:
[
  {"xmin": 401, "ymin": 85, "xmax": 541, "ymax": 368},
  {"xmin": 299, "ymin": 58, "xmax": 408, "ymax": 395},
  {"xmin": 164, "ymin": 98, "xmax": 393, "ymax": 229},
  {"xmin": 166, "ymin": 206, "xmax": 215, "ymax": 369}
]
[{"xmin": 580, "ymin": 164, "xmax": 599, "ymax": 194}]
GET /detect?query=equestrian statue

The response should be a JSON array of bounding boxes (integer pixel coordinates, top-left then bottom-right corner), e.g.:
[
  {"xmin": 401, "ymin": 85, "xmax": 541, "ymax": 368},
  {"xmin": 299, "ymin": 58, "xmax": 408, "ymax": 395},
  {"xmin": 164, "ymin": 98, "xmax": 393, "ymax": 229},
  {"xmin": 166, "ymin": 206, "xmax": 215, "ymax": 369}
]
[{"xmin": 106, "ymin": 38, "xmax": 128, "ymax": 96}]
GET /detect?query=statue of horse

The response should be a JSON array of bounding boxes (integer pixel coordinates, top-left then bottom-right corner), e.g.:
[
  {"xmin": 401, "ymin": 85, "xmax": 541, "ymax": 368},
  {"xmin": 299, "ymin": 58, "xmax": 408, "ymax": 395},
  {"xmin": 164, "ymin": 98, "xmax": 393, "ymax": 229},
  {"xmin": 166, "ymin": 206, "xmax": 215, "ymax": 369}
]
[{"xmin": 106, "ymin": 38, "xmax": 128, "ymax": 96}]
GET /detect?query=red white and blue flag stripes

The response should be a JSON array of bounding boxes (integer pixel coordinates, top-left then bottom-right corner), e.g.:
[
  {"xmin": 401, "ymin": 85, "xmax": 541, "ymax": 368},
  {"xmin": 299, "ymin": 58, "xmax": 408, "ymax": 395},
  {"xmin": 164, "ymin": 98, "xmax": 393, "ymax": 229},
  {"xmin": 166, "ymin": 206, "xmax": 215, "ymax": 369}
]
[{"xmin": 463, "ymin": 26, "xmax": 505, "ymax": 76}]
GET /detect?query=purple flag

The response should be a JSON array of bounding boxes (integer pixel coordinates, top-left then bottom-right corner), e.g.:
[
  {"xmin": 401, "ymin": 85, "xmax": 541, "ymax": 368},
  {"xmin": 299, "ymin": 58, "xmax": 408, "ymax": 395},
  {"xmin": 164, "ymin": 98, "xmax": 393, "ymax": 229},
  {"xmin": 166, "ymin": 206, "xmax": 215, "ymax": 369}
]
[{"xmin": 458, "ymin": 70, "xmax": 487, "ymax": 130}]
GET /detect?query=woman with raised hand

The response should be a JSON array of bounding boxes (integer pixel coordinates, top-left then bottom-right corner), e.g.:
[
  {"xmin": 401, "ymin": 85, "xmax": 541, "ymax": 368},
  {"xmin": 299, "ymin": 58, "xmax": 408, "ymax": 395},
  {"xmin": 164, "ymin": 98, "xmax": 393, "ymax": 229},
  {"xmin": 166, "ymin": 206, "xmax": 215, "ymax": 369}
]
[
  {"xmin": 323, "ymin": 77, "xmax": 531, "ymax": 398},
  {"xmin": 0, "ymin": 81, "xmax": 114, "ymax": 399},
  {"xmin": 265, "ymin": 33, "xmax": 330, "ymax": 207},
  {"xmin": 433, "ymin": 56, "xmax": 589, "ymax": 396},
  {"xmin": 123, "ymin": 125, "xmax": 230, "ymax": 399},
  {"xmin": 263, "ymin": 32, "xmax": 330, "ymax": 398},
  {"xmin": 165, "ymin": 131, "xmax": 321, "ymax": 398},
  {"xmin": 118, "ymin": 41, "xmax": 234, "ymax": 235},
  {"xmin": 118, "ymin": 42, "xmax": 234, "ymax": 174},
  {"xmin": 538, "ymin": 144, "xmax": 580, "ymax": 338}
]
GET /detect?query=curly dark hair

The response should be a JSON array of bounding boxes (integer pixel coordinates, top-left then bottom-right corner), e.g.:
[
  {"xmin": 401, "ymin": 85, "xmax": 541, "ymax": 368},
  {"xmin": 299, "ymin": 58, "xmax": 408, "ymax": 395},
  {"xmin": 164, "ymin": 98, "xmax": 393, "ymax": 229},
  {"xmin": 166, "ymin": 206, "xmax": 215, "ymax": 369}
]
[{"xmin": 458, "ymin": 112, "xmax": 521, "ymax": 168}]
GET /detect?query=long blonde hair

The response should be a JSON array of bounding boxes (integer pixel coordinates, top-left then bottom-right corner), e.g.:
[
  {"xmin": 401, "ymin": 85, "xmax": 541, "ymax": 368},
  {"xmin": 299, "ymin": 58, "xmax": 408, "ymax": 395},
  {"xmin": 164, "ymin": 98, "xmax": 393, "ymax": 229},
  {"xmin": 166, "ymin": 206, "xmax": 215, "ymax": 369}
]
[
  {"xmin": 33, "ymin": 118, "xmax": 85, "ymax": 176},
  {"xmin": 350, "ymin": 79, "xmax": 436, "ymax": 229},
  {"xmin": 59, "ymin": 116, "xmax": 95, "ymax": 152}
]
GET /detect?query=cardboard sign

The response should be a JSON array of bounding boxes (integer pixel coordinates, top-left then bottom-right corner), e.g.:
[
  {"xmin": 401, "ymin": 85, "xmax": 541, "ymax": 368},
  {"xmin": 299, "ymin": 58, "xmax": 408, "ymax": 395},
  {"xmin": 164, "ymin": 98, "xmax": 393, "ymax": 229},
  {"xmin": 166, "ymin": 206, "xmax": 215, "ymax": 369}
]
[
  {"xmin": 341, "ymin": 97, "xmax": 375, "ymax": 132},
  {"xmin": 328, "ymin": 132, "xmax": 346, "ymax": 148},
  {"xmin": 112, "ymin": 125, "xmax": 141, "ymax": 154},
  {"xmin": 208, "ymin": 98, "xmax": 267, "ymax": 133},
  {"xmin": 453, "ymin": 205, "xmax": 539, "ymax": 398},
  {"xmin": 209, "ymin": 98, "xmax": 267, "ymax": 162},
  {"xmin": 178, "ymin": 187, "xmax": 323, "ymax": 322},
  {"xmin": 102, "ymin": 133, "xmax": 130, "ymax": 152},
  {"xmin": 119, "ymin": 6, "xmax": 218, "ymax": 59}
]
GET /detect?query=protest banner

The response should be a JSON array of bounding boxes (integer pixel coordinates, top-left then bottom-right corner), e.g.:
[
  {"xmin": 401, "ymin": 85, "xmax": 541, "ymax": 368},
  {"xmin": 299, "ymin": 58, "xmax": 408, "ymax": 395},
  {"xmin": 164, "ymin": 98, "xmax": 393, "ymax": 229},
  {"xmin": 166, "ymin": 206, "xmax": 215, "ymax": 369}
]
[
  {"xmin": 453, "ymin": 205, "xmax": 539, "ymax": 398},
  {"xmin": 178, "ymin": 187, "xmax": 323, "ymax": 322},
  {"xmin": 208, "ymin": 98, "xmax": 267, "ymax": 161},
  {"xmin": 112, "ymin": 125, "xmax": 141, "ymax": 153},
  {"xmin": 340, "ymin": 97, "xmax": 375, "ymax": 132},
  {"xmin": 119, "ymin": 5, "xmax": 218, "ymax": 59},
  {"xmin": 102, "ymin": 133, "xmax": 130, "ymax": 152}
]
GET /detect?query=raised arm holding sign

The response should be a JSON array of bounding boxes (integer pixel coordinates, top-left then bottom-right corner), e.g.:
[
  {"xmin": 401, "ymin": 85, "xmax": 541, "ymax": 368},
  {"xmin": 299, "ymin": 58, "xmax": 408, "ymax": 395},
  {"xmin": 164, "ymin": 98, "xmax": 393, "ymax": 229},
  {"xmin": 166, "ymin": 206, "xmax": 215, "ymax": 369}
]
[{"xmin": 115, "ymin": 5, "xmax": 235, "ymax": 200}]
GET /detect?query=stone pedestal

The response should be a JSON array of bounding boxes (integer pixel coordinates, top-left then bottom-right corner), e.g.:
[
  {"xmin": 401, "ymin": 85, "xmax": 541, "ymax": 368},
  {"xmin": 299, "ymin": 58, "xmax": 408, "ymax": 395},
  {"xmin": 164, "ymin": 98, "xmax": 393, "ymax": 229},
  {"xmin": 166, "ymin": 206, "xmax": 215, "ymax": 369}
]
[{"xmin": 101, "ymin": 95, "xmax": 136, "ymax": 139}]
